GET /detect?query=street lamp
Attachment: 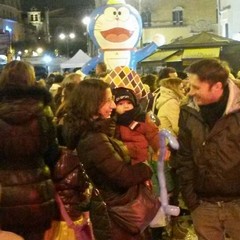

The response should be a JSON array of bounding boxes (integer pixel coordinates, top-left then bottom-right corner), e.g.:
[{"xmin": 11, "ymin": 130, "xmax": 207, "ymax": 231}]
[
  {"xmin": 36, "ymin": 47, "xmax": 43, "ymax": 55},
  {"xmin": 82, "ymin": 16, "xmax": 90, "ymax": 26},
  {"xmin": 59, "ymin": 32, "xmax": 76, "ymax": 58},
  {"xmin": 82, "ymin": 16, "xmax": 91, "ymax": 55}
]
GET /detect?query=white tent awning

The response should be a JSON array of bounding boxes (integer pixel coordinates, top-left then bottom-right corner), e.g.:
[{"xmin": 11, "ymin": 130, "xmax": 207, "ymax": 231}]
[{"xmin": 60, "ymin": 49, "xmax": 91, "ymax": 69}]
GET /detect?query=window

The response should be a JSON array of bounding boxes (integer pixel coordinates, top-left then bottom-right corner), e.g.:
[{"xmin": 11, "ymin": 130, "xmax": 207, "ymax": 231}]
[
  {"xmin": 172, "ymin": 6, "xmax": 183, "ymax": 25},
  {"xmin": 225, "ymin": 23, "xmax": 229, "ymax": 38},
  {"xmin": 141, "ymin": 11, "xmax": 151, "ymax": 27}
]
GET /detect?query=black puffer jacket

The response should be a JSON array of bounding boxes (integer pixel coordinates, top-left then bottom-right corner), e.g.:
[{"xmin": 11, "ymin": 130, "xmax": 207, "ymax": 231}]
[
  {"xmin": 0, "ymin": 86, "xmax": 58, "ymax": 231},
  {"xmin": 176, "ymin": 80, "xmax": 240, "ymax": 211},
  {"xmin": 64, "ymin": 117, "xmax": 153, "ymax": 240}
]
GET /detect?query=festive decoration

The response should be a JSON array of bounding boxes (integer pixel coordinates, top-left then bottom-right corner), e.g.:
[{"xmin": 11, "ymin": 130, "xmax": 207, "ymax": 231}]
[
  {"xmin": 158, "ymin": 129, "xmax": 180, "ymax": 216},
  {"xmin": 104, "ymin": 66, "xmax": 149, "ymax": 99},
  {"xmin": 81, "ymin": 0, "xmax": 162, "ymax": 75}
]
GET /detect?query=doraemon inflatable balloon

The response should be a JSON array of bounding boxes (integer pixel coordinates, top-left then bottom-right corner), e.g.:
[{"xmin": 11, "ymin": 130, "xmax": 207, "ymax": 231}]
[{"xmin": 81, "ymin": 0, "xmax": 162, "ymax": 75}]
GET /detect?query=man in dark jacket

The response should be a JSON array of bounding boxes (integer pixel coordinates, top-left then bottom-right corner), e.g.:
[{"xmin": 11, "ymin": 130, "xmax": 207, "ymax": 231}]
[{"xmin": 175, "ymin": 58, "xmax": 240, "ymax": 239}]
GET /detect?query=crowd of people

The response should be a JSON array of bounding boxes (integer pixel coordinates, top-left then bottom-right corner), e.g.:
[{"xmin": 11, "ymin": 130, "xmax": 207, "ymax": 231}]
[{"xmin": 1, "ymin": 58, "xmax": 240, "ymax": 240}]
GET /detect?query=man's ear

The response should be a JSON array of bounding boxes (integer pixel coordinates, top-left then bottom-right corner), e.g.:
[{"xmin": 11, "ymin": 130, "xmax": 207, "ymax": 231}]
[{"xmin": 214, "ymin": 82, "xmax": 223, "ymax": 91}]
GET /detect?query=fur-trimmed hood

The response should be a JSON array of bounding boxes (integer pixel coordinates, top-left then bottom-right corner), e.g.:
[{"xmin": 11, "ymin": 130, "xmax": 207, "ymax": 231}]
[
  {"xmin": 0, "ymin": 86, "xmax": 52, "ymax": 125},
  {"xmin": 156, "ymin": 86, "xmax": 181, "ymax": 109},
  {"xmin": 0, "ymin": 86, "xmax": 52, "ymax": 104}
]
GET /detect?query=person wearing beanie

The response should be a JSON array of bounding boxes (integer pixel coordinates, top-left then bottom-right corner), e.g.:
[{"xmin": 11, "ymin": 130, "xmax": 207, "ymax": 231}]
[{"xmin": 112, "ymin": 87, "xmax": 160, "ymax": 165}]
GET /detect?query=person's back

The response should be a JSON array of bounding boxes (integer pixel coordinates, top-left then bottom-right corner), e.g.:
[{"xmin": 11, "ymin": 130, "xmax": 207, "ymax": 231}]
[
  {"xmin": 151, "ymin": 67, "xmax": 178, "ymax": 114},
  {"xmin": 175, "ymin": 58, "xmax": 240, "ymax": 239},
  {"xmin": 0, "ymin": 184, "xmax": 24, "ymax": 240},
  {"xmin": 156, "ymin": 77, "xmax": 185, "ymax": 136},
  {"xmin": 141, "ymin": 74, "xmax": 159, "ymax": 112},
  {"xmin": 54, "ymin": 82, "xmax": 78, "ymax": 145},
  {"xmin": 95, "ymin": 62, "xmax": 108, "ymax": 78},
  {"xmin": 0, "ymin": 61, "xmax": 58, "ymax": 240}
]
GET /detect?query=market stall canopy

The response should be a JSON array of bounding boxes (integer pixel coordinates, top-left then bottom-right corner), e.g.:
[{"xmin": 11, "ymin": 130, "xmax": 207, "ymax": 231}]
[
  {"xmin": 60, "ymin": 49, "xmax": 91, "ymax": 69},
  {"xmin": 160, "ymin": 31, "xmax": 239, "ymax": 49},
  {"xmin": 142, "ymin": 50, "xmax": 180, "ymax": 63},
  {"xmin": 141, "ymin": 32, "xmax": 240, "ymax": 70},
  {"xmin": 182, "ymin": 47, "xmax": 220, "ymax": 59}
]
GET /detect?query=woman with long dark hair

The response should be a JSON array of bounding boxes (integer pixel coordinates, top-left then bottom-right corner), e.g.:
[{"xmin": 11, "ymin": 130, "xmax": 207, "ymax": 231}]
[{"xmin": 63, "ymin": 79, "xmax": 154, "ymax": 240}]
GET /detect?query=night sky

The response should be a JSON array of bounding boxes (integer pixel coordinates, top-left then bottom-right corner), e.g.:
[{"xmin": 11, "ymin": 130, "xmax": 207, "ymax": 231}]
[{"xmin": 20, "ymin": 0, "xmax": 95, "ymax": 11}]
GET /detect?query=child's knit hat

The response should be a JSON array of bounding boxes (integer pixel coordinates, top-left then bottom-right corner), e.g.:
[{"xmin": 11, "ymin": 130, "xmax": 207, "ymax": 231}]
[{"xmin": 113, "ymin": 87, "xmax": 138, "ymax": 107}]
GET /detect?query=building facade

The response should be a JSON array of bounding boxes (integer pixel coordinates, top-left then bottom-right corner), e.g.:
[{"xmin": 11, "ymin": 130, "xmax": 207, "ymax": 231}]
[
  {"xmin": 143, "ymin": 0, "xmax": 217, "ymax": 44},
  {"xmin": 21, "ymin": 0, "xmax": 95, "ymax": 11},
  {"xmin": 217, "ymin": 0, "xmax": 240, "ymax": 40},
  {"xmin": 19, "ymin": 0, "xmax": 95, "ymax": 57},
  {"xmin": 0, "ymin": 0, "xmax": 23, "ymax": 54},
  {"xmin": 27, "ymin": 7, "xmax": 43, "ymax": 32},
  {"xmin": 0, "ymin": 0, "xmax": 23, "ymax": 41}
]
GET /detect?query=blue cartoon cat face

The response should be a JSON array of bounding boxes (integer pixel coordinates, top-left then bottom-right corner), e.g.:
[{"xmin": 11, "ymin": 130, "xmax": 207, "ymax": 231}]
[{"xmin": 88, "ymin": 3, "xmax": 142, "ymax": 50}]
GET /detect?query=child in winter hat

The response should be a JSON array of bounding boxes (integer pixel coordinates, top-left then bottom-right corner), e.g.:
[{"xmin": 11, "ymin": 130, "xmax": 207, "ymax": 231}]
[
  {"xmin": 112, "ymin": 87, "xmax": 160, "ymax": 165},
  {"xmin": 113, "ymin": 87, "xmax": 138, "ymax": 115}
]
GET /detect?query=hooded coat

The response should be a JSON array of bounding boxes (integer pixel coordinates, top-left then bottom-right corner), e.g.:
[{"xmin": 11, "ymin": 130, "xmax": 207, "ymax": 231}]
[
  {"xmin": 156, "ymin": 86, "xmax": 182, "ymax": 136},
  {"xmin": 0, "ymin": 86, "xmax": 58, "ymax": 232}
]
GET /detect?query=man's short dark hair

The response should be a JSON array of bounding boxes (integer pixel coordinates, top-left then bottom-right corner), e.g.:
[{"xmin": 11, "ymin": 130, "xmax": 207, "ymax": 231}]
[{"xmin": 186, "ymin": 58, "xmax": 229, "ymax": 86}]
